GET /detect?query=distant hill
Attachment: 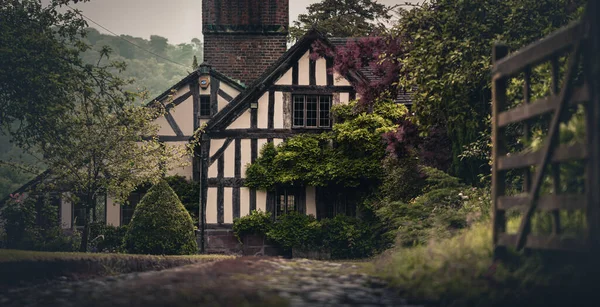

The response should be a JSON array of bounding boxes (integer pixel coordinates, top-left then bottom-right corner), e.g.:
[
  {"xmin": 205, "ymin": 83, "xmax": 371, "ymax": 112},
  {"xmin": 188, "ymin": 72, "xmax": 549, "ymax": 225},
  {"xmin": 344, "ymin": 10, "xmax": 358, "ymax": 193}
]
[
  {"xmin": 0, "ymin": 29, "xmax": 203, "ymax": 199},
  {"xmin": 81, "ymin": 28, "xmax": 203, "ymax": 100}
]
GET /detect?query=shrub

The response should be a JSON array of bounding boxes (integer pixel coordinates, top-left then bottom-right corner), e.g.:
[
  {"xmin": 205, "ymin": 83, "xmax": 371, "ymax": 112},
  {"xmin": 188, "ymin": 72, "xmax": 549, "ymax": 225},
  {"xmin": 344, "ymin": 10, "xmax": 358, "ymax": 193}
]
[
  {"xmin": 164, "ymin": 175, "xmax": 200, "ymax": 225},
  {"xmin": 320, "ymin": 215, "xmax": 376, "ymax": 259},
  {"xmin": 1, "ymin": 194, "xmax": 80, "ymax": 252},
  {"xmin": 89, "ymin": 222, "xmax": 127, "ymax": 253},
  {"xmin": 123, "ymin": 180, "xmax": 198, "ymax": 255},
  {"xmin": 232, "ymin": 210, "xmax": 273, "ymax": 242},
  {"xmin": 377, "ymin": 168, "xmax": 490, "ymax": 247},
  {"xmin": 266, "ymin": 212, "xmax": 322, "ymax": 251}
]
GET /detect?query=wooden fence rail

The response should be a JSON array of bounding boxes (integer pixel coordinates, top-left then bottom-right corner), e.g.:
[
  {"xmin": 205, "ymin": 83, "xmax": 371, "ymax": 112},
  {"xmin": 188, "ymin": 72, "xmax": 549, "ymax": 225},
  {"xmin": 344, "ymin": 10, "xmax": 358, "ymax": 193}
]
[{"xmin": 491, "ymin": 2, "xmax": 600, "ymax": 256}]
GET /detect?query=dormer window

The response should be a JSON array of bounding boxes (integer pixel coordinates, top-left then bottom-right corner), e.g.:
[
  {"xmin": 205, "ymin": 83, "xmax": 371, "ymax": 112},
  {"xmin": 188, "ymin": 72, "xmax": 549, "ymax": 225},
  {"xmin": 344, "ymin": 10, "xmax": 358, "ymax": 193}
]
[{"xmin": 292, "ymin": 95, "xmax": 331, "ymax": 128}]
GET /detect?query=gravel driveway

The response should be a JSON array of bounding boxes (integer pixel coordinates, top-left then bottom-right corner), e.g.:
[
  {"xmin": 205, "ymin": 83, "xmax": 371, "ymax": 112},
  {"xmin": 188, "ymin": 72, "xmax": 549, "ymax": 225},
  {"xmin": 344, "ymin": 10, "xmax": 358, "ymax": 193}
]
[{"xmin": 0, "ymin": 257, "xmax": 424, "ymax": 307}]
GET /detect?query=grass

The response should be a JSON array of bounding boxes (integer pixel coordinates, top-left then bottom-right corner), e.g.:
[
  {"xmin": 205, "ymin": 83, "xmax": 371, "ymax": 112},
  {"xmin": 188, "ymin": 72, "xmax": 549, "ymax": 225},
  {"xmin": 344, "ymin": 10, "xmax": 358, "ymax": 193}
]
[
  {"xmin": 0, "ymin": 249, "xmax": 232, "ymax": 288},
  {"xmin": 371, "ymin": 222, "xmax": 600, "ymax": 307}
]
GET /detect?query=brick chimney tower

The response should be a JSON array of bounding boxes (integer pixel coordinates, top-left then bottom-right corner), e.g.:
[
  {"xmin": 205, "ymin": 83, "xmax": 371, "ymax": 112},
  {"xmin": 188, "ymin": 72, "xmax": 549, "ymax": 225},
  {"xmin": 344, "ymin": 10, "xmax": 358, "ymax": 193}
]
[{"xmin": 202, "ymin": 0, "xmax": 289, "ymax": 86}]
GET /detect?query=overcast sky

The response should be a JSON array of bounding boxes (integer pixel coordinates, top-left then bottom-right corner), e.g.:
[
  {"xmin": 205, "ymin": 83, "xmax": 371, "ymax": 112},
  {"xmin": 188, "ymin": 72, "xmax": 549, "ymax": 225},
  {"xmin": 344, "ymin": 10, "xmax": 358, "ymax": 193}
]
[{"xmin": 61, "ymin": 0, "xmax": 421, "ymax": 44}]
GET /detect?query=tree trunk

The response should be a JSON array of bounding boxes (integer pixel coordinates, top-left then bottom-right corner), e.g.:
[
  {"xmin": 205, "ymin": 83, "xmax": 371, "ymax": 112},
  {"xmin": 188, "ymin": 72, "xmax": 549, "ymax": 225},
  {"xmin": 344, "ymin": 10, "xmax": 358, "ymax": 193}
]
[{"xmin": 79, "ymin": 206, "xmax": 89, "ymax": 252}]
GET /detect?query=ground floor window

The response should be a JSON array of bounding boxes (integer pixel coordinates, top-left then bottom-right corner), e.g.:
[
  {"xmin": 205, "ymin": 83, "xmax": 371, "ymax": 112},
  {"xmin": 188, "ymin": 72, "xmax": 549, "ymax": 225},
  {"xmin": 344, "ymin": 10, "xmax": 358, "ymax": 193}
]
[
  {"xmin": 121, "ymin": 192, "xmax": 143, "ymax": 226},
  {"xmin": 275, "ymin": 187, "xmax": 303, "ymax": 218}
]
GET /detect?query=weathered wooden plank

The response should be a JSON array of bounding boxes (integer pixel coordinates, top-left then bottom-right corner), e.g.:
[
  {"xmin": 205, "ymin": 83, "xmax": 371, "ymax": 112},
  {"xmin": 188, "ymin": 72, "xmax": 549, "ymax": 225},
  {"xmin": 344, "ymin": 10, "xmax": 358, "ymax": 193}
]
[
  {"xmin": 497, "ymin": 142, "xmax": 587, "ymax": 171},
  {"xmin": 497, "ymin": 194, "xmax": 586, "ymax": 211},
  {"xmin": 492, "ymin": 44, "xmax": 510, "ymax": 259},
  {"xmin": 514, "ymin": 42, "xmax": 583, "ymax": 251},
  {"xmin": 493, "ymin": 21, "xmax": 585, "ymax": 78},
  {"xmin": 498, "ymin": 84, "xmax": 589, "ymax": 127},
  {"xmin": 497, "ymin": 233, "xmax": 587, "ymax": 251}
]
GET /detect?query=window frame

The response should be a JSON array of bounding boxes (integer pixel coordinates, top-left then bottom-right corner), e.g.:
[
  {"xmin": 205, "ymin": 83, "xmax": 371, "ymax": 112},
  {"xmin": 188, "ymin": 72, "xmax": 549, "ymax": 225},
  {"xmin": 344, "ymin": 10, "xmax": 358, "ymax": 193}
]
[
  {"xmin": 292, "ymin": 94, "xmax": 332, "ymax": 129},
  {"xmin": 199, "ymin": 95, "xmax": 211, "ymax": 118},
  {"xmin": 275, "ymin": 187, "xmax": 301, "ymax": 218},
  {"xmin": 120, "ymin": 192, "xmax": 144, "ymax": 226}
]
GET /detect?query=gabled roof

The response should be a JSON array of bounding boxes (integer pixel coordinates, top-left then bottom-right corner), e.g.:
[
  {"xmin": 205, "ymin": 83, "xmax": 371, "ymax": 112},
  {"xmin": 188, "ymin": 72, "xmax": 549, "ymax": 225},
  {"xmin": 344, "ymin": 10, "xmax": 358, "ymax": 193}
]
[
  {"xmin": 0, "ymin": 170, "xmax": 52, "ymax": 208},
  {"xmin": 204, "ymin": 29, "xmax": 367, "ymax": 132},
  {"xmin": 146, "ymin": 64, "xmax": 245, "ymax": 107}
]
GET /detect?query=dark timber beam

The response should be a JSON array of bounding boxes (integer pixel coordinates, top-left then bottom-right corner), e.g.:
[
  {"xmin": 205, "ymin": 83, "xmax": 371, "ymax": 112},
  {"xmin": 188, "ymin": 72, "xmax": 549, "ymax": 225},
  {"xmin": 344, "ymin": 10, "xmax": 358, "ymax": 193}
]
[
  {"xmin": 269, "ymin": 85, "xmax": 354, "ymax": 94},
  {"xmin": 209, "ymin": 138, "xmax": 234, "ymax": 166}
]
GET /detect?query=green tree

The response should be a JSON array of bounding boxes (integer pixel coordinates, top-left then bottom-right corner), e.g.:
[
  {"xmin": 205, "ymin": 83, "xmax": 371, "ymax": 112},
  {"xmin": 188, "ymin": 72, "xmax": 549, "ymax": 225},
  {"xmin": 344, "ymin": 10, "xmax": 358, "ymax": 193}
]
[
  {"xmin": 192, "ymin": 55, "xmax": 199, "ymax": 70},
  {"xmin": 1, "ymin": 1, "xmax": 189, "ymax": 252},
  {"xmin": 289, "ymin": 0, "xmax": 392, "ymax": 41},
  {"xmin": 149, "ymin": 35, "xmax": 168, "ymax": 55},
  {"xmin": 392, "ymin": 0, "xmax": 585, "ymax": 184},
  {"xmin": 0, "ymin": 0, "xmax": 89, "ymax": 149}
]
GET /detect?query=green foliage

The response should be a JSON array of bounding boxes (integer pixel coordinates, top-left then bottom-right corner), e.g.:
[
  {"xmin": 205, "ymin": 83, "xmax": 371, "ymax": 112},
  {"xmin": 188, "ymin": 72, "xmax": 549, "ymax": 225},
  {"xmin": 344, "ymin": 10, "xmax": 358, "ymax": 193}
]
[
  {"xmin": 1, "ymin": 194, "xmax": 80, "ymax": 252},
  {"xmin": 380, "ymin": 156, "xmax": 424, "ymax": 203},
  {"xmin": 232, "ymin": 211, "xmax": 378, "ymax": 259},
  {"xmin": 164, "ymin": 175, "xmax": 200, "ymax": 224},
  {"xmin": 89, "ymin": 223, "xmax": 127, "ymax": 253},
  {"xmin": 266, "ymin": 212, "xmax": 321, "ymax": 251},
  {"xmin": 376, "ymin": 168, "xmax": 490, "ymax": 247},
  {"xmin": 245, "ymin": 100, "xmax": 406, "ymax": 191},
  {"xmin": 232, "ymin": 210, "xmax": 273, "ymax": 242},
  {"xmin": 289, "ymin": 0, "xmax": 392, "ymax": 41},
  {"xmin": 393, "ymin": 0, "xmax": 586, "ymax": 184},
  {"xmin": 124, "ymin": 180, "xmax": 198, "ymax": 255},
  {"xmin": 320, "ymin": 215, "xmax": 376, "ymax": 259}
]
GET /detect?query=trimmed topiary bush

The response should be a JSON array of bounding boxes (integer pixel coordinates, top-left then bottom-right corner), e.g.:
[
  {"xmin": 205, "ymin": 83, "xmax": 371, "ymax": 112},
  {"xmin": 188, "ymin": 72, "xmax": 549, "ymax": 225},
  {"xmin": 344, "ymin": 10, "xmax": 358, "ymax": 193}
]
[
  {"xmin": 232, "ymin": 210, "xmax": 273, "ymax": 242},
  {"xmin": 123, "ymin": 180, "xmax": 198, "ymax": 255}
]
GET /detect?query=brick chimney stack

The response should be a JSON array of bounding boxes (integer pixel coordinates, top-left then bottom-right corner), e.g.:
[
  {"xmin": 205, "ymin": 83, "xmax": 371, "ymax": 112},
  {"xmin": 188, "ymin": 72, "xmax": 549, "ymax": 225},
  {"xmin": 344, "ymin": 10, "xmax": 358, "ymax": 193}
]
[{"xmin": 202, "ymin": 0, "xmax": 289, "ymax": 86}]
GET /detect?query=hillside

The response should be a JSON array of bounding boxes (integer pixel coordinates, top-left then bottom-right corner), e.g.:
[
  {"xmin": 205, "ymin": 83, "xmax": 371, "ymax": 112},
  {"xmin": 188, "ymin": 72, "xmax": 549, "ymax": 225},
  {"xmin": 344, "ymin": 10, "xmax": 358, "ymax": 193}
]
[{"xmin": 0, "ymin": 28, "xmax": 203, "ymax": 199}]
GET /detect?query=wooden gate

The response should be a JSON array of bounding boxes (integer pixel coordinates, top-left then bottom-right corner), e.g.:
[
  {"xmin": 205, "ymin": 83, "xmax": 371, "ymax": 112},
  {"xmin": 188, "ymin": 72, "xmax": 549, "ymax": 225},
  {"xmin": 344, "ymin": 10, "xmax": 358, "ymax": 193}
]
[{"xmin": 491, "ymin": 2, "xmax": 600, "ymax": 256}]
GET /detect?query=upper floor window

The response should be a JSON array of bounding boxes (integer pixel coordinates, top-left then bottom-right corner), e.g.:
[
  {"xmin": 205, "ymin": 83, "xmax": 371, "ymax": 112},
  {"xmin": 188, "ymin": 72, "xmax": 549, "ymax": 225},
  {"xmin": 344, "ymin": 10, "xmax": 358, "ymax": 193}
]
[
  {"xmin": 293, "ymin": 95, "xmax": 331, "ymax": 128},
  {"xmin": 200, "ymin": 95, "xmax": 211, "ymax": 117}
]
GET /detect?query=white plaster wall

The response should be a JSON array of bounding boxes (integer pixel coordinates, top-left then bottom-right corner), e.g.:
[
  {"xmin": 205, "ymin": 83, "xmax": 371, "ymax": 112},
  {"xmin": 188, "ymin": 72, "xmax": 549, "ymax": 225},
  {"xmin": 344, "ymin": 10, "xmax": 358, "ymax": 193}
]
[
  {"xmin": 240, "ymin": 139, "xmax": 251, "ymax": 178},
  {"xmin": 316, "ymin": 57, "xmax": 327, "ymax": 86},
  {"xmin": 257, "ymin": 139, "xmax": 268, "ymax": 155},
  {"xmin": 273, "ymin": 138, "xmax": 284, "ymax": 147},
  {"xmin": 274, "ymin": 91, "xmax": 284, "ymax": 129},
  {"xmin": 170, "ymin": 97, "xmax": 194, "ymax": 135},
  {"xmin": 229, "ymin": 110, "xmax": 251, "ymax": 129},
  {"xmin": 208, "ymin": 139, "xmax": 227, "ymax": 178},
  {"xmin": 275, "ymin": 67, "xmax": 293, "ymax": 85},
  {"xmin": 207, "ymin": 187, "xmax": 218, "ymax": 224},
  {"xmin": 171, "ymin": 86, "xmax": 189, "ymax": 101},
  {"xmin": 257, "ymin": 92, "xmax": 269, "ymax": 129},
  {"xmin": 340, "ymin": 92, "xmax": 350, "ymax": 104},
  {"xmin": 106, "ymin": 197, "xmax": 120, "ymax": 226},
  {"xmin": 210, "ymin": 139, "xmax": 226, "ymax": 156},
  {"xmin": 220, "ymin": 82, "xmax": 240, "ymax": 100},
  {"xmin": 306, "ymin": 186, "xmax": 317, "ymax": 217},
  {"xmin": 61, "ymin": 196, "xmax": 71, "ymax": 229},
  {"xmin": 154, "ymin": 116, "xmax": 176, "ymax": 136},
  {"xmin": 240, "ymin": 187, "xmax": 250, "ymax": 216},
  {"xmin": 298, "ymin": 51, "xmax": 310, "ymax": 85},
  {"xmin": 208, "ymin": 162, "xmax": 218, "ymax": 178},
  {"xmin": 218, "ymin": 94, "xmax": 229, "ymax": 112},
  {"xmin": 224, "ymin": 188, "xmax": 233, "ymax": 224},
  {"xmin": 223, "ymin": 142, "xmax": 235, "ymax": 178},
  {"xmin": 256, "ymin": 190, "xmax": 267, "ymax": 212},
  {"xmin": 334, "ymin": 72, "xmax": 351, "ymax": 86}
]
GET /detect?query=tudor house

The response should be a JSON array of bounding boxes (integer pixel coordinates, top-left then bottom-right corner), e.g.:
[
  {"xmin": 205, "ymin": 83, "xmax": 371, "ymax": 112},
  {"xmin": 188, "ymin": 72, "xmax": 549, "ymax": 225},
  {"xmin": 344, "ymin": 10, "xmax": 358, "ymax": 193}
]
[{"xmin": 2, "ymin": 0, "xmax": 410, "ymax": 253}]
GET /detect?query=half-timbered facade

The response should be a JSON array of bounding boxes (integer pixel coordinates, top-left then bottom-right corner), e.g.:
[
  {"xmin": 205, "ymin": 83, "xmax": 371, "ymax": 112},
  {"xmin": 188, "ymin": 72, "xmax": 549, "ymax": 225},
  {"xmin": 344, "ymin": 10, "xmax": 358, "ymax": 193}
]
[{"xmin": 1, "ymin": 0, "xmax": 410, "ymax": 253}]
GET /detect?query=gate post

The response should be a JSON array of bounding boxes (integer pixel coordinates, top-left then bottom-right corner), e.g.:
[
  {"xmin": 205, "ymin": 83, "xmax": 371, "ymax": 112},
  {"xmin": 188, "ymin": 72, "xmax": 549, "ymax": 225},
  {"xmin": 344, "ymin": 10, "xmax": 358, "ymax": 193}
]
[
  {"xmin": 492, "ymin": 44, "xmax": 510, "ymax": 260},
  {"xmin": 585, "ymin": 1, "xmax": 600, "ymax": 254}
]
